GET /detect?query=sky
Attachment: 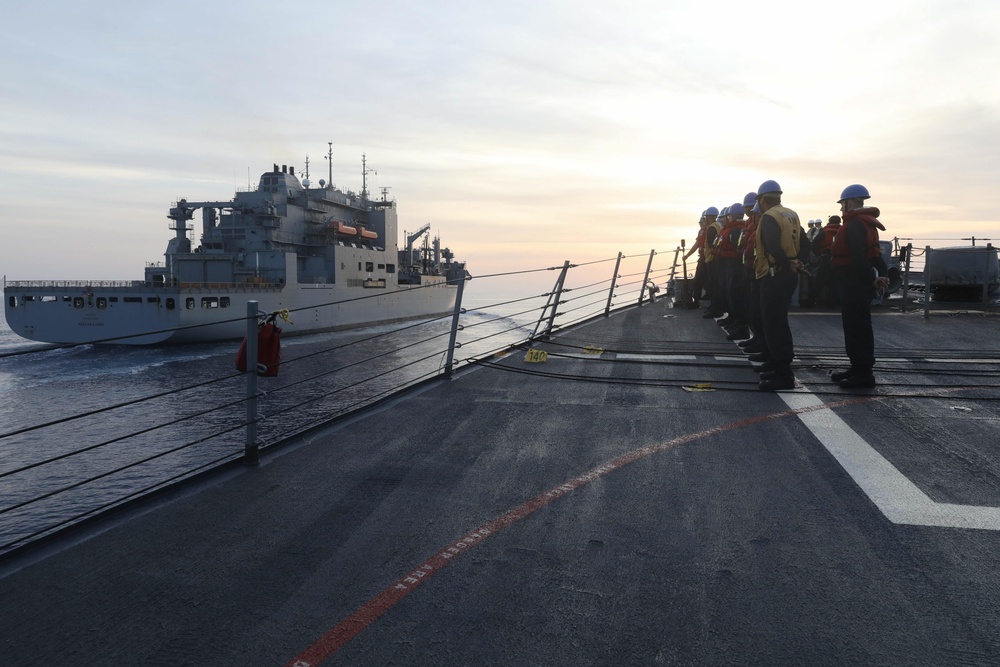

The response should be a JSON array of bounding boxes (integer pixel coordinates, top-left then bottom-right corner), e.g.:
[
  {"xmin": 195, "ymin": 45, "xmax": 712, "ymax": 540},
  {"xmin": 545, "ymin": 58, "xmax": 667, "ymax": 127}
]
[{"xmin": 2, "ymin": 0, "xmax": 1000, "ymax": 289}]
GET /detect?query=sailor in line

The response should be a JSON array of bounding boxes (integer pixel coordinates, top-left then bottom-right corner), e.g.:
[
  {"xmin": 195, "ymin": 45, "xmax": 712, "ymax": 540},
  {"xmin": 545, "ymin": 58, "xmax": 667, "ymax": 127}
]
[{"xmin": 830, "ymin": 184, "xmax": 890, "ymax": 389}]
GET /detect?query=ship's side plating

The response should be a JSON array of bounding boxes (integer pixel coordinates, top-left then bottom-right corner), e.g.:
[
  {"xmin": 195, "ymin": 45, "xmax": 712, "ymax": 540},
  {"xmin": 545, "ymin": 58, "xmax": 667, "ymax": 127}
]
[{"xmin": 4, "ymin": 157, "xmax": 464, "ymax": 345}]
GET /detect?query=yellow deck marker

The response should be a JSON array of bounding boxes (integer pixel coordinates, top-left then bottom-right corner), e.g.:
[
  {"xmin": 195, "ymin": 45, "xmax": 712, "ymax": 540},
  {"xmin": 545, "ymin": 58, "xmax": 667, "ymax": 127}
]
[{"xmin": 525, "ymin": 349, "xmax": 548, "ymax": 363}]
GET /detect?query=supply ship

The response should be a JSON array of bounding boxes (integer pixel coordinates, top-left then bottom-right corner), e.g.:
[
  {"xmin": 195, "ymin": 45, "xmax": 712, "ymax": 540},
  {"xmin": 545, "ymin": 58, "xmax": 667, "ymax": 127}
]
[{"xmin": 3, "ymin": 147, "xmax": 465, "ymax": 345}]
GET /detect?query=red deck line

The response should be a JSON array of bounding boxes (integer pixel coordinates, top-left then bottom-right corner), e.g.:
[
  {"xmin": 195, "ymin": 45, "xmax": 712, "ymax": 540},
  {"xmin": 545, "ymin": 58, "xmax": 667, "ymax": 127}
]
[{"xmin": 284, "ymin": 396, "xmax": 874, "ymax": 667}]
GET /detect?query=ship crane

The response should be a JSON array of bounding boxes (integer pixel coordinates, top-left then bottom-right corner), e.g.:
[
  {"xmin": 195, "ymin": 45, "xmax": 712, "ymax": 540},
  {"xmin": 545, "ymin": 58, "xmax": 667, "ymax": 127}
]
[{"xmin": 404, "ymin": 223, "xmax": 431, "ymax": 265}]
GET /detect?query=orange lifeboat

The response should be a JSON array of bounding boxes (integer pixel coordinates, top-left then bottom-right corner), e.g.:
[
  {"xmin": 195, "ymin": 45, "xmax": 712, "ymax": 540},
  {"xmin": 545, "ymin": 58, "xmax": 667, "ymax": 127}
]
[
  {"xmin": 331, "ymin": 222, "xmax": 358, "ymax": 236},
  {"xmin": 359, "ymin": 228, "xmax": 378, "ymax": 240}
]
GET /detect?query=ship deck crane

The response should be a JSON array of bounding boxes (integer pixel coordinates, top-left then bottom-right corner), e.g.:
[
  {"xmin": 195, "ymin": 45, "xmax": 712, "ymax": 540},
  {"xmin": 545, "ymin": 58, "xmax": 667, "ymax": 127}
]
[{"xmin": 405, "ymin": 223, "xmax": 432, "ymax": 262}]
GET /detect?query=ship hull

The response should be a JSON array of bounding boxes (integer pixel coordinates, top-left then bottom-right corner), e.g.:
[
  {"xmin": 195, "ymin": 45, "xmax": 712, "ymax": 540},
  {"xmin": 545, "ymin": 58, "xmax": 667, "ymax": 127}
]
[{"xmin": 4, "ymin": 278, "xmax": 457, "ymax": 345}]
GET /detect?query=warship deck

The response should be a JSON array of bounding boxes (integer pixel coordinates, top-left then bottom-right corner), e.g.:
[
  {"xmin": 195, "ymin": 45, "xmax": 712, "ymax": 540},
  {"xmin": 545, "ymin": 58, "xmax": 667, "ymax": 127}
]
[{"xmin": 3, "ymin": 298, "xmax": 1000, "ymax": 666}]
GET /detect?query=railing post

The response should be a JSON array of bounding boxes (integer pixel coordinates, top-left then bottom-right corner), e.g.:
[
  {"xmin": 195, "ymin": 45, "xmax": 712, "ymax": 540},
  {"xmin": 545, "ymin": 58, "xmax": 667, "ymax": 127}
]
[
  {"xmin": 443, "ymin": 273, "xmax": 468, "ymax": 377},
  {"xmin": 901, "ymin": 243, "xmax": 911, "ymax": 309},
  {"xmin": 544, "ymin": 260, "xmax": 571, "ymax": 336},
  {"xmin": 668, "ymin": 247, "xmax": 680, "ymax": 284},
  {"xmin": 532, "ymin": 260, "xmax": 570, "ymax": 339},
  {"xmin": 638, "ymin": 249, "xmax": 656, "ymax": 306},
  {"xmin": 604, "ymin": 252, "xmax": 623, "ymax": 316},
  {"xmin": 923, "ymin": 247, "xmax": 932, "ymax": 320},
  {"xmin": 983, "ymin": 243, "xmax": 993, "ymax": 312},
  {"xmin": 245, "ymin": 300, "xmax": 260, "ymax": 466}
]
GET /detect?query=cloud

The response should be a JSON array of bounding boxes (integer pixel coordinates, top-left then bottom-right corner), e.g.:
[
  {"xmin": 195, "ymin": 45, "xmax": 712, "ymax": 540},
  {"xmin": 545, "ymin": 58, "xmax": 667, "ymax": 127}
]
[{"xmin": 3, "ymin": 0, "xmax": 1000, "ymax": 283}]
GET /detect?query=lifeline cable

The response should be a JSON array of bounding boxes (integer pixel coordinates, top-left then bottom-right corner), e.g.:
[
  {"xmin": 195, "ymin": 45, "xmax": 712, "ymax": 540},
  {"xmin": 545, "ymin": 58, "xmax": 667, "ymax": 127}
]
[
  {"xmin": 0, "ymin": 418, "xmax": 249, "ymax": 519},
  {"xmin": 0, "ymin": 390, "xmax": 251, "ymax": 480},
  {"xmin": 0, "ymin": 448, "xmax": 243, "ymax": 556},
  {"xmin": 0, "ymin": 313, "xmax": 456, "ymax": 442}
]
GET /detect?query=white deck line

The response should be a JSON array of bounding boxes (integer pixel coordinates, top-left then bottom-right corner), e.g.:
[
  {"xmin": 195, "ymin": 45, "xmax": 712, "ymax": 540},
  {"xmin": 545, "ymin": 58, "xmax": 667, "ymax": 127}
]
[
  {"xmin": 780, "ymin": 389, "xmax": 1000, "ymax": 530},
  {"xmin": 615, "ymin": 354, "xmax": 697, "ymax": 361},
  {"xmin": 807, "ymin": 356, "xmax": 998, "ymax": 365}
]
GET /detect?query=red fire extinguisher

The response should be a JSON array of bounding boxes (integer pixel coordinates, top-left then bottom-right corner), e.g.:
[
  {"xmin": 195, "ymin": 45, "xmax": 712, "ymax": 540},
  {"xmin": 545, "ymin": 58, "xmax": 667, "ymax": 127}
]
[{"xmin": 236, "ymin": 312, "xmax": 283, "ymax": 376}]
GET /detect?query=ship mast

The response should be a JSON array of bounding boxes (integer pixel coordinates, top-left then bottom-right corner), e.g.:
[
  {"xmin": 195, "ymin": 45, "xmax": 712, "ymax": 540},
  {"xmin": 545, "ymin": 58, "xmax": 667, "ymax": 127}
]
[
  {"xmin": 361, "ymin": 153, "xmax": 376, "ymax": 202},
  {"xmin": 325, "ymin": 142, "xmax": 333, "ymax": 189}
]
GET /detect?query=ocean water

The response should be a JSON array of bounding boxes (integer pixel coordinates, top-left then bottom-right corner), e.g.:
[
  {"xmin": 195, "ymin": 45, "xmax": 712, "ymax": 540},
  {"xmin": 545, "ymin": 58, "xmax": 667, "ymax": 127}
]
[{"xmin": 0, "ymin": 298, "xmax": 548, "ymax": 555}]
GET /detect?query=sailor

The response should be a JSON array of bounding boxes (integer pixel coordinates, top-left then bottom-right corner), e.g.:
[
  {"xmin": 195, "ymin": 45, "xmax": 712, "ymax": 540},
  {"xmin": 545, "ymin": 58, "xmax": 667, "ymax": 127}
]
[
  {"xmin": 830, "ymin": 184, "xmax": 889, "ymax": 388},
  {"xmin": 682, "ymin": 211, "xmax": 712, "ymax": 308},
  {"xmin": 806, "ymin": 220, "xmax": 823, "ymax": 244},
  {"xmin": 811, "ymin": 214, "xmax": 842, "ymax": 306},
  {"xmin": 713, "ymin": 206, "xmax": 734, "ymax": 326},
  {"xmin": 716, "ymin": 201, "xmax": 750, "ymax": 339},
  {"xmin": 702, "ymin": 207, "xmax": 724, "ymax": 318},
  {"xmin": 738, "ymin": 195, "xmax": 764, "ymax": 354},
  {"xmin": 751, "ymin": 180, "xmax": 804, "ymax": 390}
]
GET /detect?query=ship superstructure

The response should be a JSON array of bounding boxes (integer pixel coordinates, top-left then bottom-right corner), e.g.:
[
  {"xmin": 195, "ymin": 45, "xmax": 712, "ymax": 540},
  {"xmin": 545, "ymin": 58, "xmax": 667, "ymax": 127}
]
[{"xmin": 4, "ymin": 148, "xmax": 464, "ymax": 344}]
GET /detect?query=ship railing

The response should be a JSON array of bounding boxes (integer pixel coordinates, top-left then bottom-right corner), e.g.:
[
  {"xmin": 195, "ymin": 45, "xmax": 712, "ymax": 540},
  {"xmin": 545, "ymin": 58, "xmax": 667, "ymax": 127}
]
[
  {"xmin": 3, "ymin": 279, "xmax": 289, "ymax": 291},
  {"xmin": 4, "ymin": 280, "xmax": 141, "ymax": 289},
  {"xmin": 887, "ymin": 237, "xmax": 997, "ymax": 316},
  {"xmin": 1, "ymin": 241, "xmax": 993, "ymax": 561}
]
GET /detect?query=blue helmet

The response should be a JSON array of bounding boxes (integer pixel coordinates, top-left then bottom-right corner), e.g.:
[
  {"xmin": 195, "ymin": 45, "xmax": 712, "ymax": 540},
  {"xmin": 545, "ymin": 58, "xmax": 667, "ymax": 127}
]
[
  {"xmin": 720, "ymin": 206, "xmax": 730, "ymax": 217},
  {"xmin": 756, "ymin": 180, "xmax": 782, "ymax": 198},
  {"xmin": 730, "ymin": 203, "xmax": 744, "ymax": 219},
  {"xmin": 838, "ymin": 184, "xmax": 871, "ymax": 203},
  {"xmin": 705, "ymin": 206, "xmax": 719, "ymax": 216},
  {"xmin": 743, "ymin": 192, "xmax": 757, "ymax": 207},
  {"xmin": 752, "ymin": 203, "xmax": 761, "ymax": 213}
]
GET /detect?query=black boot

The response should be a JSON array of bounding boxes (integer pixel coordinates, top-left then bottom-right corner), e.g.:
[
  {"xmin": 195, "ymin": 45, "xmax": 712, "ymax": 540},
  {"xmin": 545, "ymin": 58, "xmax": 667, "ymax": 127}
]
[
  {"xmin": 726, "ymin": 326, "xmax": 750, "ymax": 341},
  {"xmin": 831, "ymin": 367, "xmax": 856, "ymax": 382},
  {"xmin": 839, "ymin": 373, "xmax": 876, "ymax": 389},
  {"xmin": 759, "ymin": 365, "xmax": 795, "ymax": 391}
]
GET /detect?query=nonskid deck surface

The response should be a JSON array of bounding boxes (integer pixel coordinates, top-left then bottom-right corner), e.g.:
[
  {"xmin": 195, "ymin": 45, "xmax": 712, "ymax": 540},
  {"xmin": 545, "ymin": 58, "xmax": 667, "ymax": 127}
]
[{"xmin": 2, "ymin": 301, "xmax": 1000, "ymax": 666}]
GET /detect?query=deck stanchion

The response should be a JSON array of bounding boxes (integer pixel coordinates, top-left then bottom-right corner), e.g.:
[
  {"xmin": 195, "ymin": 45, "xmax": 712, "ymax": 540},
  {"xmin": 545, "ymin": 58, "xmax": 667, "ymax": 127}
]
[
  {"xmin": 638, "ymin": 249, "xmax": 656, "ymax": 306},
  {"xmin": 534, "ymin": 260, "xmax": 570, "ymax": 339},
  {"xmin": 923, "ymin": 247, "xmax": 932, "ymax": 320},
  {"xmin": 680, "ymin": 239, "xmax": 689, "ymax": 307},
  {"xmin": 667, "ymin": 247, "xmax": 680, "ymax": 289},
  {"xmin": 245, "ymin": 300, "xmax": 260, "ymax": 466},
  {"xmin": 544, "ymin": 260, "xmax": 571, "ymax": 336},
  {"xmin": 901, "ymin": 243, "xmax": 912, "ymax": 309},
  {"xmin": 982, "ymin": 244, "xmax": 993, "ymax": 312},
  {"xmin": 443, "ymin": 273, "xmax": 468, "ymax": 377},
  {"xmin": 604, "ymin": 252, "xmax": 623, "ymax": 316}
]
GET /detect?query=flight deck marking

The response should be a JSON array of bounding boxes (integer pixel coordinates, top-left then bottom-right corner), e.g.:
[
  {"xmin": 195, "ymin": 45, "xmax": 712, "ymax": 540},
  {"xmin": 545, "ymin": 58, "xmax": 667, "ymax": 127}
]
[
  {"xmin": 780, "ymin": 388, "xmax": 1000, "ymax": 530},
  {"xmin": 615, "ymin": 354, "xmax": 697, "ymax": 361},
  {"xmin": 283, "ymin": 398, "xmax": 872, "ymax": 667}
]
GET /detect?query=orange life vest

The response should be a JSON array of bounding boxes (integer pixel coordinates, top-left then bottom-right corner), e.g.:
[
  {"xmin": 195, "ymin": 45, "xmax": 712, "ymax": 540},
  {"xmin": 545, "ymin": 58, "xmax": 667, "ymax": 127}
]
[
  {"xmin": 831, "ymin": 208, "xmax": 883, "ymax": 267},
  {"xmin": 715, "ymin": 220, "xmax": 746, "ymax": 259},
  {"xmin": 817, "ymin": 223, "xmax": 840, "ymax": 255}
]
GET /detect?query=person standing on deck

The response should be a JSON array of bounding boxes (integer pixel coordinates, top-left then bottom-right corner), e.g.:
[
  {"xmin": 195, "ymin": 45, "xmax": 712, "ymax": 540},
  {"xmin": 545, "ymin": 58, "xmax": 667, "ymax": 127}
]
[
  {"xmin": 830, "ymin": 184, "xmax": 889, "ymax": 389},
  {"xmin": 738, "ymin": 195, "xmax": 764, "ymax": 355},
  {"xmin": 812, "ymin": 214, "xmax": 842, "ymax": 306},
  {"xmin": 751, "ymin": 180, "xmax": 804, "ymax": 391},
  {"xmin": 683, "ymin": 211, "xmax": 712, "ymax": 308},
  {"xmin": 701, "ymin": 207, "xmax": 724, "ymax": 318},
  {"xmin": 716, "ymin": 202, "xmax": 750, "ymax": 340}
]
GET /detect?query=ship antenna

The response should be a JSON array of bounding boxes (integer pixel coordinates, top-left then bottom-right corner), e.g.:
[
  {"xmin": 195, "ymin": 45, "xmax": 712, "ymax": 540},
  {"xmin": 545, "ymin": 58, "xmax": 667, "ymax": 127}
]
[
  {"xmin": 361, "ymin": 153, "xmax": 376, "ymax": 201},
  {"xmin": 304, "ymin": 154, "xmax": 310, "ymax": 180},
  {"xmin": 325, "ymin": 142, "xmax": 334, "ymax": 189}
]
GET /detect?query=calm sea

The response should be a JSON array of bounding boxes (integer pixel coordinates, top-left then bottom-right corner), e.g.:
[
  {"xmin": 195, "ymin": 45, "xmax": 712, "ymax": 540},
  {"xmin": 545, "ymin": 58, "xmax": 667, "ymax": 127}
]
[{"xmin": 0, "ymin": 299, "xmax": 540, "ymax": 555}]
